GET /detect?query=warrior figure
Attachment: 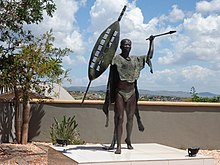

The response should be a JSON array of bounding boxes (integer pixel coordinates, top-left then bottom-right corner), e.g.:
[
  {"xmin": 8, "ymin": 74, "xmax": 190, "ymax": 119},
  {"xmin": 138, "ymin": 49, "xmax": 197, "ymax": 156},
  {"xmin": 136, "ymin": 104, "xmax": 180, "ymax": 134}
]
[{"xmin": 103, "ymin": 36, "xmax": 155, "ymax": 154}]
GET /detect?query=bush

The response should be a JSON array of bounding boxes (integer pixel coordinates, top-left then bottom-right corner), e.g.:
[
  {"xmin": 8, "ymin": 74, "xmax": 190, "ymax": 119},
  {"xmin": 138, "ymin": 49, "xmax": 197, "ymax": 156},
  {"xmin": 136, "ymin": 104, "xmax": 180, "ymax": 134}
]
[{"xmin": 50, "ymin": 115, "xmax": 85, "ymax": 145}]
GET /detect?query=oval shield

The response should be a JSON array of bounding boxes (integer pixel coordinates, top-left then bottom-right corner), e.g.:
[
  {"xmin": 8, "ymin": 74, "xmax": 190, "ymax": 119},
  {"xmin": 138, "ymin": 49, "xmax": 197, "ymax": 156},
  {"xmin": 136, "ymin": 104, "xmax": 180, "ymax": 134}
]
[{"xmin": 88, "ymin": 21, "xmax": 120, "ymax": 81}]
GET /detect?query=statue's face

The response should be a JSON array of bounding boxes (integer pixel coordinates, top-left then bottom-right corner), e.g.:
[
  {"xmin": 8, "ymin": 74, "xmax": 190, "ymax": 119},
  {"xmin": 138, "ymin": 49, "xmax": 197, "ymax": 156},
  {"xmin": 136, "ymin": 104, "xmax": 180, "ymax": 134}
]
[{"xmin": 120, "ymin": 39, "xmax": 131, "ymax": 57}]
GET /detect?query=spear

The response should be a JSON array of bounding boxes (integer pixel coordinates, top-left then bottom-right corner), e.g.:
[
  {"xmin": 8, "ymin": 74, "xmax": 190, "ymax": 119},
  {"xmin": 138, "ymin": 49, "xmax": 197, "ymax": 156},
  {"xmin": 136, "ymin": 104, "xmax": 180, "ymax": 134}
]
[
  {"xmin": 146, "ymin": 30, "xmax": 176, "ymax": 74},
  {"xmin": 146, "ymin": 30, "xmax": 176, "ymax": 40}
]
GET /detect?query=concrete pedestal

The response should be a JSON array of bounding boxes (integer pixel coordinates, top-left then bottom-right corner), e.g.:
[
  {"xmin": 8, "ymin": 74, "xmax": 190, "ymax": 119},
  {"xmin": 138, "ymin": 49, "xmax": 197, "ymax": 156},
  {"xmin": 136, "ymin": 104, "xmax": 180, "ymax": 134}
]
[{"xmin": 51, "ymin": 143, "xmax": 214, "ymax": 165}]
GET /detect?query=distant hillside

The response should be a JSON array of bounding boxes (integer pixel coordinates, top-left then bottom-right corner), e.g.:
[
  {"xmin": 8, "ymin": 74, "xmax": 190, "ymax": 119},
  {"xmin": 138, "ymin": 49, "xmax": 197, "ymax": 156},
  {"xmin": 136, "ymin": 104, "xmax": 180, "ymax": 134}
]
[
  {"xmin": 65, "ymin": 85, "xmax": 106, "ymax": 92},
  {"xmin": 138, "ymin": 89, "xmax": 192, "ymax": 98},
  {"xmin": 198, "ymin": 92, "xmax": 218, "ymax": 97},
  {"xmin": 65, "ymin": 85, "xmax": 219, "ymax": 98}
]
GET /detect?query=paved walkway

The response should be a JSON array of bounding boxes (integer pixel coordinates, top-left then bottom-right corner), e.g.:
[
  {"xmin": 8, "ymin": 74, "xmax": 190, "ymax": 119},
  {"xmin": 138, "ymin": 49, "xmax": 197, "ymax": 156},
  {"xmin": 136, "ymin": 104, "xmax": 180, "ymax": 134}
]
[{"xmin": 47, "ymin": 146, "xmax": 75, "ymax": 165}]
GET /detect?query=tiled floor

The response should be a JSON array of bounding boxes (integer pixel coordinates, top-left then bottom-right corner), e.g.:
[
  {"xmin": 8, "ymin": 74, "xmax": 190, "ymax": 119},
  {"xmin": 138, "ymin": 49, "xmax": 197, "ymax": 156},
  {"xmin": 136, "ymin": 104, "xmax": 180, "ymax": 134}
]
[{"xmin": 51, "ymin": 143, "xmax": 214, "ymax": 165}]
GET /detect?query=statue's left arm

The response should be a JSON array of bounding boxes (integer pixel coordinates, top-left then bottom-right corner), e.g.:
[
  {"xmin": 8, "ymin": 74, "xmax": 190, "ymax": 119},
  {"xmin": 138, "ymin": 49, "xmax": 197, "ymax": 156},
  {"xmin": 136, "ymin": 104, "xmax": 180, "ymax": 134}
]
[{"xmin": 146, "ymin": 36, "xmax": 155, "ymax": 73}]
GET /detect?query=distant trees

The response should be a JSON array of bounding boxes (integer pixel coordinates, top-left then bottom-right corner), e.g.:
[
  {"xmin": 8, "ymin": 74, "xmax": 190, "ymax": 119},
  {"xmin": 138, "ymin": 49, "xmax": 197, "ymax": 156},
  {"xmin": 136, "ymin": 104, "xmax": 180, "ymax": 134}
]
[
  {"xmin": 190, "ymin": 86, "xmax": 220, "ymax": 102},
  {"xmin": 0, "ymin": 0, "xmax": 71, "ymax": 144},
  {"xmin": 190, "ymin": 86, "xmax": 200, "ymax": 102}
]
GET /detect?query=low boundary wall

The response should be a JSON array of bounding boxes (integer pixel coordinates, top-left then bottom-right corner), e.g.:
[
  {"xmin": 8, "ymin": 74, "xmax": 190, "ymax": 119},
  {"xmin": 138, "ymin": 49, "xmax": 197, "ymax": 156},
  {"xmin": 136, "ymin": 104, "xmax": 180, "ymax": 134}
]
[{"xmin": 1, "ymin": 100, "xmax": 220, "ymax": 149}]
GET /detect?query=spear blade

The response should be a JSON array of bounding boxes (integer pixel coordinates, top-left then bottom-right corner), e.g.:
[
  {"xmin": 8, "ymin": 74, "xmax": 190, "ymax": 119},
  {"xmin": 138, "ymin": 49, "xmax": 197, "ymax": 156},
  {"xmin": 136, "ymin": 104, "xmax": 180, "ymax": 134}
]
[{"xmin": 146, "ymin": 30, "xmax": 176, "ymax": 40}]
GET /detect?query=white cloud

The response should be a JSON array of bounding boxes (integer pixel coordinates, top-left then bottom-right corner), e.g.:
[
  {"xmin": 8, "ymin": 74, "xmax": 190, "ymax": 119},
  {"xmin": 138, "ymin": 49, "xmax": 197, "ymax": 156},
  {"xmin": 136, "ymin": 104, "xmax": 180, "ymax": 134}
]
[
  {"xmin": 168, "ymin": 5, "xmax": 185, "ymax": 22},
  {"xmin": 158, "ymin": 49, "xmax": 176, "ymax": 65},
  {"xmin": 62, "ymin": 53, "xmax": 87, "ymax": 66},
  {"xmin": 196, "ymin": 0, "xmax": 220, "ymax": 13},
  {"xmin": 123, "ymin": 7, "xmax": 144, "ymax": 28},
  {"xmin": 183, "ymin": 13, "xmax": 220, "ymax": 35},
  {"xmin": 158, "ymin": 5, "xmax": 185, "ymax": 23},
  {"xmin": 42, "ymin": 0, "xmax": 85, "ymax": 52},
  {"xmin": 156, "ymin": 7, "xmax": 220, "ymax": 71},
  {"xmin": 25, "ymin": 0, "xmax": 87, "ymax": 67},
  {"xmin": 139, "ymin": 65, "xmax": 219, "ymax": 93},
  {"xmin": 89, "ymin": 0, "xmax": 127, "ymax": 32},
  {"xmin": 88, "ymin": 0, "xmax": 159, "ymax": 54},
  {"xmin": 28, "ymin": 0, "xmax": 80, "ymax": 35},
  {"xmin": 181, "ymin": 65, "xmax": 214, "ymax": 80},
  {"xmin": 63, "ymin": 31, "xmax": 85, "ymax": 54}
]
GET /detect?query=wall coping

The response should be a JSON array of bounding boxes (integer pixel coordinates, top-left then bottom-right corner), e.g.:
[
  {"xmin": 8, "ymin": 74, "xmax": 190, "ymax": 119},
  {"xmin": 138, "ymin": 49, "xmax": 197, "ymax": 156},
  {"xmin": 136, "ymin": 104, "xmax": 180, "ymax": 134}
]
[{"xmin": 30, "ymin": 99, "xmax": 220, "ymax": 107}]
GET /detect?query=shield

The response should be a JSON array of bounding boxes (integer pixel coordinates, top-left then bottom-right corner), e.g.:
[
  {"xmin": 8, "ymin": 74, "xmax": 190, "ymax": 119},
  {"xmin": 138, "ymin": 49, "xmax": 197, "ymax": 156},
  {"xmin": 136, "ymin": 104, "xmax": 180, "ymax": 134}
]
[
  {"xmin": 88, "ymin": 21, "xmax": 120, "ymax": 80},
  {"xmin": 82, "ymin": 5, "xmax": 126, "ymax": 104}
]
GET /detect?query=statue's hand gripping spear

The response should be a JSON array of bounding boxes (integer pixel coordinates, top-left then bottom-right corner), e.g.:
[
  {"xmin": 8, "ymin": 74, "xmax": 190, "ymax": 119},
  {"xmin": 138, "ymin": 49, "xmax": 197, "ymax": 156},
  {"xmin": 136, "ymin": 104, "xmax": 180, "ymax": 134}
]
[{"xmin": 146, "ymin": 30, "xmax": 176, "ymax": 73}]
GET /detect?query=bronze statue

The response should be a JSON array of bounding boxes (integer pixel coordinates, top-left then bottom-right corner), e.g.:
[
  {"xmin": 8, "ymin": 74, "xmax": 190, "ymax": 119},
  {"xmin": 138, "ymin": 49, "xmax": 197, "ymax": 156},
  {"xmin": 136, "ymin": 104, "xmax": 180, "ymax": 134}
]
[
  {"xmin": 103, "ymin": 36, "xmax": 155, "ymax": 154},
  {"xmin": 80, "ymin": 5, "xmax": 176, "ymax": 154}
]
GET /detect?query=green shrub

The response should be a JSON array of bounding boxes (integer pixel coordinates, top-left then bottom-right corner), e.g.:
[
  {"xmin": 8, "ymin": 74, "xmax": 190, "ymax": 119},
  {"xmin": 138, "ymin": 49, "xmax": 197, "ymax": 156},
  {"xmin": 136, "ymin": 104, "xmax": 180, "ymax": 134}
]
[{"xmin": 50, "ymin": 115, "xmax": 85, "ymax": 145}]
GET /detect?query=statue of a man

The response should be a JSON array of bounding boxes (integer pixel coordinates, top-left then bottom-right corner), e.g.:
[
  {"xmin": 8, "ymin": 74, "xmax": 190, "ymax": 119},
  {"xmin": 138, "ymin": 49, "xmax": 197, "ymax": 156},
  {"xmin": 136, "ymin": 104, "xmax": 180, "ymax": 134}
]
[{"xmin": 103, "ymin": 36, "xmax": 155, "ymax": 154}]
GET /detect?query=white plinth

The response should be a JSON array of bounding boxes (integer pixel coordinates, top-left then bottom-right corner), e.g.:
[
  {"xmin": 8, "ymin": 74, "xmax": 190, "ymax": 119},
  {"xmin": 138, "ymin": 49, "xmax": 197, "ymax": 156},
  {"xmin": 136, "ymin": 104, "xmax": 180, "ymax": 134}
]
[{"xmin": 51, "ymin": 143, "xmax": 214, "ymax": 165}]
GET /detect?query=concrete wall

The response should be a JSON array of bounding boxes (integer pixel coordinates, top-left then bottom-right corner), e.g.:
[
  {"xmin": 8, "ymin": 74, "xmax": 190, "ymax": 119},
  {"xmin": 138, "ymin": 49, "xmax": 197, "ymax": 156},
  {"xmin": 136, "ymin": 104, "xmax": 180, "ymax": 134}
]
[{"xmin": 1, "ymin": 100, "xmax": 220, "ymax": 149}]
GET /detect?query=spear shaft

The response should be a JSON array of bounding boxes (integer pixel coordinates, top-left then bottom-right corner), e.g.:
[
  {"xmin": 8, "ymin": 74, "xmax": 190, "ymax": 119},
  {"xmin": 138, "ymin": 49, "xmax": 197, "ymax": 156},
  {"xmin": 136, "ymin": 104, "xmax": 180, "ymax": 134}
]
[
  {"xmin": 81, "ymin": 80, "xmax": 91, "ymax": 105},
  {"xmin": 146, "ymin": 30, "xmax": 176, "ymax": 40}
]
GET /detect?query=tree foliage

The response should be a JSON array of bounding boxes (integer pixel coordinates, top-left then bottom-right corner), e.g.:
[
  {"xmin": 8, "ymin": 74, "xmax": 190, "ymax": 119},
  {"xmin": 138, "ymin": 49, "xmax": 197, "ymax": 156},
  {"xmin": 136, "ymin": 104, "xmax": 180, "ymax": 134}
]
[
  {"xmin": 190, "ymin": 86, "xmax": 220, "ymax": 102},
  {"xmin": 0, "ymin": 0, "xmax": 72, "ymax": 144},
  {"xmin": 0, "ymin": 0, "xmax": 56, "ymax": 57}
]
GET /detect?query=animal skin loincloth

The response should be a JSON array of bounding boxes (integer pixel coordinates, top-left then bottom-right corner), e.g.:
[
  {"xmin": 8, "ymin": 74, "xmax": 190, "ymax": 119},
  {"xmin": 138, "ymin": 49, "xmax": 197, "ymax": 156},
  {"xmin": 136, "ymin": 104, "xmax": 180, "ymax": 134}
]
[{"xmin": 117, "ymin": 89, "xmax": 135, "ymax": 102}]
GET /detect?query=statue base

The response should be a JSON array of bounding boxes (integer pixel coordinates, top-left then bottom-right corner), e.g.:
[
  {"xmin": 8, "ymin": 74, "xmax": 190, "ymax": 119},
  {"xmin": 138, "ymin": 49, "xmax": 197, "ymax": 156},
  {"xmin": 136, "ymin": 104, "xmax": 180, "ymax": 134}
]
[{"xmin": 51, "ymin": 143, "xmax": 213, "ymax": 165}]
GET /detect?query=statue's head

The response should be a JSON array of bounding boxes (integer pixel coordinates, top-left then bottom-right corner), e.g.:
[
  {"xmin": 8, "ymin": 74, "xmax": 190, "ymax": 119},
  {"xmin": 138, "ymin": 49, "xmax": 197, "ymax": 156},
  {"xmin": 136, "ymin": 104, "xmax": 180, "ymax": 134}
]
[{"xmin": 120, "ymin": 39, "xmax": 131, "ymax": 57}]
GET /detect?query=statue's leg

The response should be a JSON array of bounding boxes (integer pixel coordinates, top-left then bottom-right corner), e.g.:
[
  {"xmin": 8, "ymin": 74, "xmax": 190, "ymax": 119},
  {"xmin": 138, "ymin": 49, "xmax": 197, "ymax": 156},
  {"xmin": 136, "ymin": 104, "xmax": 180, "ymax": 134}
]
[
  {"xmin": 135, "ymin": 106, "xmax": 144, "ymax": 132},
  {"xmin": 108, "ymin": 128, "xmax": 116, "ymax": 150},
  {"xmin": 114, "ymin": 93, "xmax": 124, "ymax": 154},
  {"xmin": 125, "ymin": 94, "xmax": 136, "ymax": 150},
  {"xmin": 103, "ymin": 129, "xmax": 116, "ymax": 150}
]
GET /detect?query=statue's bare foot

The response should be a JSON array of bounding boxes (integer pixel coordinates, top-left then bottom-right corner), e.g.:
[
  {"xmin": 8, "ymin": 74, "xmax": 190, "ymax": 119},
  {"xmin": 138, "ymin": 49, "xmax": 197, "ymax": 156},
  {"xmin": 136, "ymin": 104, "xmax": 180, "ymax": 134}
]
[
  {"xmin": 125, "ymin": 139, "xmax": 134, "ymax": 150},
  {"xmin": 108, "ymin": 144, "xmax": 115, "ymax": 150},
  {"xmin": 103, "ymin": 144, "xmax": 115, "ymax": 150},
  {"xmin": 115, "ymin": 147, "xmax": 121, "ymax": 154},
  {"xmin": 127, "ymin": 144, "xmax": 133, "ymax": 149}
]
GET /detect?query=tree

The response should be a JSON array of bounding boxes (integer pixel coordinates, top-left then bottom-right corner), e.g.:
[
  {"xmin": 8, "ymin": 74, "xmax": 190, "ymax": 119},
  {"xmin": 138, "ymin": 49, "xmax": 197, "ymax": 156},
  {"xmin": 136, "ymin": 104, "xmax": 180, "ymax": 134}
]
[
  {"xmin": 190, "ymin": 87, "xmax": 220, "ymax": 103},
  {"xmin": 0, "ymin": 0, "xmax": 56, "ymax": 57},
  {"xmin": 0, "ymin": 0, "xmax": 71, "ymax": 144},
  {"xmin": 18, "ymin": 30, "xmax": 71, "ymax": 144},
  {"xmin": 190, "ymin": 86, "xmax": 199, "ymax": 102}
]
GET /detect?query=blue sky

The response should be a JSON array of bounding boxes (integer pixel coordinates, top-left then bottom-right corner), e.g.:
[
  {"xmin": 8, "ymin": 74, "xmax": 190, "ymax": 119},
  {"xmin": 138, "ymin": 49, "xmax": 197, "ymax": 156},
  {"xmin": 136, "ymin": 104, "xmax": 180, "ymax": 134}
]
[{"xmin": 27, "ymin": 0, "xmax": 220, "ymax": 94}]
